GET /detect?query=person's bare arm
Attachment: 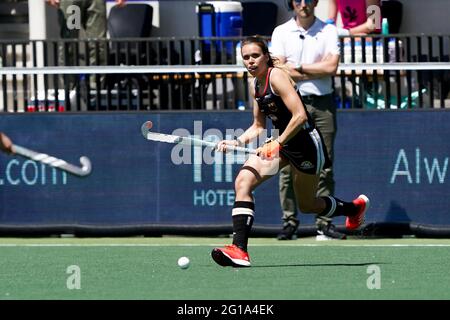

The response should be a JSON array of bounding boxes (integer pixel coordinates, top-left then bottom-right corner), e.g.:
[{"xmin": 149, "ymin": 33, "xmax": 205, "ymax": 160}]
[
  {"xmin": 216, "ymin": 82, "xmax": 265, "ymax": 152},
  {"xmin": 288, "ymin": 53, "xmax": 340, "ymax": 81},
  {"xmin": 270, "ymin": 68, "xmax": 307, "ymax": 146},
  {"xmin": 327, "ymin": 0, "xmax": 338, "ymax": 23},
  {"xmin": 236, "ymin": 82, "xmax": 266, "ymax": 145},
  {"xmin": 46, "ymin": 0, "xmax": 60, "ymax": 8},
  {"xmin": 0, "ymin": 132, "xmax": 13, "ymax": 154},
  {"xmin": 116, "ymin": 0, "xmax": 127, "ymax": 7},
  {"xmin": 349, "ymin": 0, "xmax": 381, "ymax": 35}
]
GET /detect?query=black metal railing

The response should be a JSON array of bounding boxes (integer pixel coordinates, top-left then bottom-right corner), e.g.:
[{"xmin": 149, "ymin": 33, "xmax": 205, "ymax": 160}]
[
  {"xmin": 336, "ymin": 34, "xmax": 450, "ymax": 109},
  {"xmin": 0, "ymin": 34, "xmax": 449, "ymax": 112}
]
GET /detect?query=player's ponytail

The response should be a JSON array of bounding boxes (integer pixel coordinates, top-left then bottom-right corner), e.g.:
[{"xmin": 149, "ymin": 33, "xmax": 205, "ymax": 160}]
[{"xmin": 272, "ymin": 60, "xmax": 296, "ymax": 87}]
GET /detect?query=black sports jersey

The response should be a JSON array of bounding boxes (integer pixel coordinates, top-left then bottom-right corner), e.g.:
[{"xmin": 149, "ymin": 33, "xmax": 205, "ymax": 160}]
[
  {"xmin": 254, "ymin": 68, "xmax": 331, "ymax": 174},
  {"xmin": 254, "ymin": 68, "xmax": 314, "ymax": 133}
]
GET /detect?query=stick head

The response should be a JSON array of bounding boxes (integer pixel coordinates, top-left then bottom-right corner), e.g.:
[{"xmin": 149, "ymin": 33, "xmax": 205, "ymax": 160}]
[
  {"xmin": 79, "ymin": 156, "xmax": 92, "ymax": 176},
  {"xmin": 141, "ymin": 121, "xmax": 154, "ymax": 138},
  {"xmin": 145, "ymin": 121, "xmax": 153, "ymax": 130}
]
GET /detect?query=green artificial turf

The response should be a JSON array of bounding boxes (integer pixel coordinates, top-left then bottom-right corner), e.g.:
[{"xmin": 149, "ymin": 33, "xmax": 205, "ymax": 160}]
[{"xmin": 0, "ymin": 237, "xmax": 449, "ymax": 300}]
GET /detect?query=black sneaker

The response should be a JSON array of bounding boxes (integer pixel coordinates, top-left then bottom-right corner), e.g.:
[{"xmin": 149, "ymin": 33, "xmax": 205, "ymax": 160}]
[
  {"xmin": 316, "ymin": 223, "xmax": 347, "ymax": 240},
  {"xmin": 277, "ymin": 223, "xmax": 298, "ymax": 240}
]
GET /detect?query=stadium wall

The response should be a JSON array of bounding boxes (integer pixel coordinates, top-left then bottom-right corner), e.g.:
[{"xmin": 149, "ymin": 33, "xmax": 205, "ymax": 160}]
[{"xmin": 0, "ymin": 110, "xmax": 449, "ymax": 236}]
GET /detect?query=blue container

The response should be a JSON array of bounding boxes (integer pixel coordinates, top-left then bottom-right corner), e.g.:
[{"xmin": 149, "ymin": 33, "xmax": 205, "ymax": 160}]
[{"xmin": 197, "ymin": 1, "xmax": 243, "ymax": 58}]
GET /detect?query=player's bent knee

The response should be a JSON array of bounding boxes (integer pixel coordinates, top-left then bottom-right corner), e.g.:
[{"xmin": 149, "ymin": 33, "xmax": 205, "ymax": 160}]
[{"xmin": 234, "ymin": 174, "xmax": 251, "ymax": 193}]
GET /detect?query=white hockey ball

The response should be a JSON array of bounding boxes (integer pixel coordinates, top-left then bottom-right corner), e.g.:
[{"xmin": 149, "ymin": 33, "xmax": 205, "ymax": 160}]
[{"xmin": 177, "ymin": 256, "xmax": 190, "ymax": 269}]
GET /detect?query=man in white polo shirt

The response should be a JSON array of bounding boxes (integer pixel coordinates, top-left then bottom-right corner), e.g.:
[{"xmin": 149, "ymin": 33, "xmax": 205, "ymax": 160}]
[{"xmin": 271, "ymin": 0, "xmax": 346, "ymax": 240}]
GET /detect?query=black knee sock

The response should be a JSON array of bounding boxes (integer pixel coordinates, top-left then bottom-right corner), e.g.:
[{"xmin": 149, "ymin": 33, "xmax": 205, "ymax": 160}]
[
  {"xmin": 232, "ymin": 201, "xmax": 254, "ymax": 252},
  {"xmin": 319, "ymin": 196, "xmax": 357, "ymax": 218}
]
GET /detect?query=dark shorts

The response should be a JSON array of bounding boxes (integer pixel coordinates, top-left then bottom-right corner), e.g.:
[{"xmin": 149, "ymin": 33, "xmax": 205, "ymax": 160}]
[{"xmin": 280, "ymin": 127, "xmax": 331, "ymax": 175}]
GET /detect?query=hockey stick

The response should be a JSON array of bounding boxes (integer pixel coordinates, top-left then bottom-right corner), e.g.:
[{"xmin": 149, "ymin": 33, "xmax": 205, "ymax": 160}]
[
  {"xmin": 12, "ymin": 144, "xmax": 92, "ymax": 177},
  {"xmin": 141, "ymin": 121, "xmax": 256, "ymax": 154}
]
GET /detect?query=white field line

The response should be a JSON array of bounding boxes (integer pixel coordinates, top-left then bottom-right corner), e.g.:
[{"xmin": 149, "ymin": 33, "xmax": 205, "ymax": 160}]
[{"xmin": 0, "ymin": 243, "xmax": 450, "ymax": 247}]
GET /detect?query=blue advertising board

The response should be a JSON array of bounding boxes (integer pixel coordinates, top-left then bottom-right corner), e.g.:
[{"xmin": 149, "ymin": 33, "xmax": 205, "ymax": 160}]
[
  {"xmin": 334, "ymin": 110, "xmax": 450, "ymax": 226},
  {"xmin": 0, "ymin": 110, "xmax": 449, "ymax": 227}
]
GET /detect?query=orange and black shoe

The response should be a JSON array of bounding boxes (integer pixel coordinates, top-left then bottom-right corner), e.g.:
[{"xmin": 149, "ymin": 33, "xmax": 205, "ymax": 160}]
[
  {"xmin": 211, "ymin": 244, "xmax": 251, "ymax": 267},
  {"xmin": 346, "ymin": 195, "xmax": 370, "ymax": 230}
]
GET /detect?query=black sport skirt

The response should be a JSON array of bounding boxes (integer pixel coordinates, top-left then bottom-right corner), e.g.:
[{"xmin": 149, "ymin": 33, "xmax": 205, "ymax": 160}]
[{"xmin": 279, "ymin": 126, "xmax": 331, "ymax": 175}]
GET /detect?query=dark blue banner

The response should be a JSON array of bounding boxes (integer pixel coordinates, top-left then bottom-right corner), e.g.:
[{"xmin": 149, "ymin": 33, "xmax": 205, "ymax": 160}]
[
  {"xmin": 334, "ymin": 110, "xmax": 450, "ymax": 226},
  {"xmin": 0, "ymin": 110, "xmax": 449, "ymax": 227}
]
